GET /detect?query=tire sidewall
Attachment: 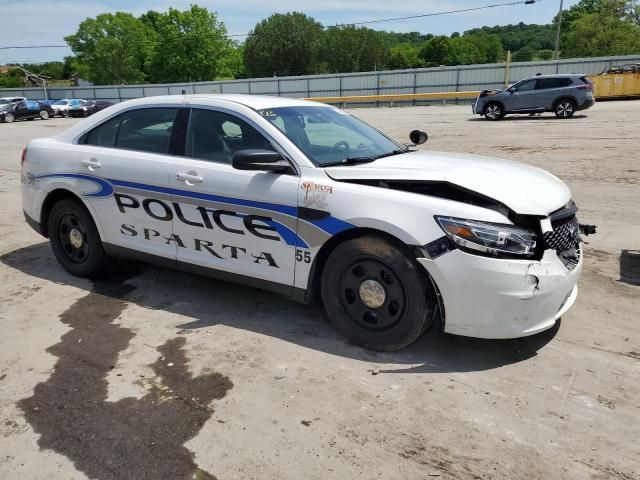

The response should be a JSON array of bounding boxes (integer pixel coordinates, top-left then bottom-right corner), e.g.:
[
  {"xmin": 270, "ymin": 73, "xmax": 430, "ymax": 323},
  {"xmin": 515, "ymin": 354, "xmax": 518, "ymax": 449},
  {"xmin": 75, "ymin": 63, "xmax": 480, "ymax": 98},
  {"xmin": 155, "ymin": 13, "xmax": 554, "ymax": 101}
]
[
  {"xmin": 4, "ymin": 113, "xmax": 14, "ymax": 123},
  {"xmin": 484, "ymin": 102, "xmax": 503, "ymax": 121},
  {"xmin": 321, "ymin": 236, "xmax": 433, "ymax": 351},
  {"xmin": 48, "ymin": 199, "xmax": 107, "ymax": 278},
  {"xmin": 555, "ymin": 99, "xmax": 576, "ymax": 118}
]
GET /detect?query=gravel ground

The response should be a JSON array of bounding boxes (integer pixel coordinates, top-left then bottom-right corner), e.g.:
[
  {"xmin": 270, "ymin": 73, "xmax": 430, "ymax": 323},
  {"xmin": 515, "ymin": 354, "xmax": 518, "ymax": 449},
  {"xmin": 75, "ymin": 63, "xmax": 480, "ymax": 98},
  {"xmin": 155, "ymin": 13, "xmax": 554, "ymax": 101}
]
[{"xmin": 0, "ymin": 101, "xmax": 638, "ymax": 480}]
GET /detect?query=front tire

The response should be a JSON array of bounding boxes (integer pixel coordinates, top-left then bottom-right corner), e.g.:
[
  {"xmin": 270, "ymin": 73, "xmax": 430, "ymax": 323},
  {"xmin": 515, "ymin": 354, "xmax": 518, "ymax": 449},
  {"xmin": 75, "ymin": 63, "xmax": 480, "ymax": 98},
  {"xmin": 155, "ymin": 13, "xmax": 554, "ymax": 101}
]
[
  {"xmin": 39, "ymin": 110, "xmax": 50, "ymax": 120},
  {"xmin": 554, "ymin": 99, "xmax": 576, "ymax": 118},
  {"xmin": 48, "ymin": 199, "xmax": 108, "ymax": 277},
  {"xmin": 3, "ymin": 113, "xmax": 15, "ymax": 123},
  {"xmin": 484, "ymin": 102, "xmax": 504, "ymax": 121},
  {"xmin": 321, "ymin": 235, "xmax": 436, "ymax": 351}
]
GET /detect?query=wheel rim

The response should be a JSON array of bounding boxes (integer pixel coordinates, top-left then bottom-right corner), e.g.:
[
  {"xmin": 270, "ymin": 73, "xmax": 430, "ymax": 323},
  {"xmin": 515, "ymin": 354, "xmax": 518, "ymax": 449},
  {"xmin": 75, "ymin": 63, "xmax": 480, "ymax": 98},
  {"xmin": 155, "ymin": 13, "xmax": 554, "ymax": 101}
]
[
  {"xmin": 40, "ymin": 110, "xmax": 49, "ymax": 119},
  {"xmin": 557, "ymin": 102, "xmax": 573, "ymax": 117},
  {"xmin": 57, "ymin": 212, "xmax": 89, "ymax": 264},
  {"xmin": 5, "ymin": 114, "xmax": 14, "ymax": 123},
  {"xmin": 486, "ymin": 105, "xmax": 500, "ymax": 119},
  {"xmin": 338, "ymin": 258, "xmax": 407, "ymax": 332}
]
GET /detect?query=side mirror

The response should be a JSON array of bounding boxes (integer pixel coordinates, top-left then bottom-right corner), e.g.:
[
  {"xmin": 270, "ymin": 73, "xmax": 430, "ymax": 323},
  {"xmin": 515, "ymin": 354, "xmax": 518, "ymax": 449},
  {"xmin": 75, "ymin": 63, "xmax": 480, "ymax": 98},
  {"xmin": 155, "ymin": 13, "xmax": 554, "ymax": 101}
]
[
  {"xmin": 507, "ymin": 88, "xmax": 515, "ymax": 94},
  {"xmin": 409, "ymin": 130, "xmax": 428, "ymax": 145},
  {"xmin": 232, "ymin": 149, "xmax": 292, "ymax": 173}
]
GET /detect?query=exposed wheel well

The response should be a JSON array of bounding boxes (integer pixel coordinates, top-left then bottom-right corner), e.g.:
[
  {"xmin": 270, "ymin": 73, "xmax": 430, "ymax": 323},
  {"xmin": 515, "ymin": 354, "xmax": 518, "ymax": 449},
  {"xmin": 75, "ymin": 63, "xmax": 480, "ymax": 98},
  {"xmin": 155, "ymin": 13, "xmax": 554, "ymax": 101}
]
[
  {"xmin": 305, "ymin": 227, "xmax": 421, "ymax": 305},
  {"xmin": 39, "ymin": 189, "xmax": 86, "ymax": 238}
]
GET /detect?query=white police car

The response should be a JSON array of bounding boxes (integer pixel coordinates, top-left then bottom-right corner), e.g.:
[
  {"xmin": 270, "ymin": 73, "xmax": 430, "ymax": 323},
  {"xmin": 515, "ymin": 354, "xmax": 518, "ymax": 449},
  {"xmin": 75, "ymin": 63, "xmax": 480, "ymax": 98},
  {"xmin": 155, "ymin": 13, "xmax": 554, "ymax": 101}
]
[{"xmin": 21, "ymin": 95, "xmax": 589, "ymax": 350}]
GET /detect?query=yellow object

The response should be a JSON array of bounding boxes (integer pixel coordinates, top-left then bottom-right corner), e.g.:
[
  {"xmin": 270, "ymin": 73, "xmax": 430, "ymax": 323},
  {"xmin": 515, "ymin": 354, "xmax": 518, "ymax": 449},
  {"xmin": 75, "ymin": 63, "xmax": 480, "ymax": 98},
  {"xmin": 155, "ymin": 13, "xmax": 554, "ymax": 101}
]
[{"xmin": 589, "ymin": 73, "xmax": 640, "ymax": 99}]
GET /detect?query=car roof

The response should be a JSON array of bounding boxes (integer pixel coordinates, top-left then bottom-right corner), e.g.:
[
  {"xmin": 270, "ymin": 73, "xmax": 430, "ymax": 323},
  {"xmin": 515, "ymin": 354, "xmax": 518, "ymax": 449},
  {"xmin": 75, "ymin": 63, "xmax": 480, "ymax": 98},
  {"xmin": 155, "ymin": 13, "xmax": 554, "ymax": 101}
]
[
  {"xmin": 523, "ymin": 74, "xmax": 585, "ymax": 80},
  {"xmin": 122, "ymin": 94, "xmax": 323, "ymax": 111}
]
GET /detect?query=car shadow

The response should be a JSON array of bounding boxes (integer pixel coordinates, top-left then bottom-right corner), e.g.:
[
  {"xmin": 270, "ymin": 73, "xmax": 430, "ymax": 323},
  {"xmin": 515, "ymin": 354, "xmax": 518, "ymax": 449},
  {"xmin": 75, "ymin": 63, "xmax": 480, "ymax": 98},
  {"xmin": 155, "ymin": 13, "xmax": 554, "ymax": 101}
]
[
  {"xmin": 620, "ymin": 249, "xmax": 640, "ymax": 286},
  {"xmin": 467, "ymin": 114, "xmax": 588, "ymax": 122},
  {"xmin": 1, "ymin": 242, "xmax": 560, "ymax": 374}
]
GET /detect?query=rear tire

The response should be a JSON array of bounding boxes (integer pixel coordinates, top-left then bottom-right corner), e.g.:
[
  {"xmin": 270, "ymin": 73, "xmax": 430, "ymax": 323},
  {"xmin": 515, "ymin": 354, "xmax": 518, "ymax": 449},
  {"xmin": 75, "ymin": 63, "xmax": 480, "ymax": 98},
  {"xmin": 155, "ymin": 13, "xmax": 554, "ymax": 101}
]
[
  {"xmin": 48, "ymin": 199, "xmax": 109, "ymax": 278},
  {"xmin": 554, "ymin": 99, "xmax": 576, "ymax": 118},
  {"xmin": 3, "ymin": 113, "xmax": 14, "ymax": 123},
  {"xmin": 321, "ymin": 235, "xmax": 436, "ymax": 351},
  {"xmin": 484, "ymin": 102, "xmax": 504, "ymax": 121},
  {"xmin": 39, "ymin": 110, "xmax": 50, "ymax": 120}
]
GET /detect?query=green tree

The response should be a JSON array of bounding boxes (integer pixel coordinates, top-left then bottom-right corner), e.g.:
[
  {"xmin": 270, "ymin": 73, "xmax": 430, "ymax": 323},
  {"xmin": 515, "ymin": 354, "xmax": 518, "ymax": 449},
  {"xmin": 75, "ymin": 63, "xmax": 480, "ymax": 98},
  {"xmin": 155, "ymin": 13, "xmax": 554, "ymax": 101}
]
[
  {"xmin": 420, "ymin": 35, "xmax": 451, "ymax": 66},
  {"xmin": 562, "ymin": 12, "xmax": 640, "ymax": 56},
  {"xmin": 65, "ymin": 12, "xmax": 153, "ymax": 85},
  {"xmin": 513, "ymin": 44, "xmax": 536, "ymax": 61},
  {"xmin": 146, "ymin": 6, "xmax": 236, "ymax": 82},
  {"xmin": 321, "ymin": 26, "xmax": 388, "ymax": 72},
  {"xmin": 243, "ymin": 12, "xmax": 324, "ymax": 76},
  {"xmin": 387, "ymin": 43, "xmax": 425, "ymax": 69},
  {"xmin": 559, "ymin": 0, "xmax": 640, "ymax": 57},
  {"xmin": 0, "ymin": 68, "xmax": 24, "ymax": 88}
]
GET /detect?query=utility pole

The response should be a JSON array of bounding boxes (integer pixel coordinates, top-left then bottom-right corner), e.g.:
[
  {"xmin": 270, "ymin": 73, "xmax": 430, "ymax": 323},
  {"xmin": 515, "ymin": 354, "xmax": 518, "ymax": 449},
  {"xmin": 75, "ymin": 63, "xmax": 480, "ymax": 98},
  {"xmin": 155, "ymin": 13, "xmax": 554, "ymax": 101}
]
[{"xmin": 554, "ymin": 0, "xmax": 564, "ymax": 60}]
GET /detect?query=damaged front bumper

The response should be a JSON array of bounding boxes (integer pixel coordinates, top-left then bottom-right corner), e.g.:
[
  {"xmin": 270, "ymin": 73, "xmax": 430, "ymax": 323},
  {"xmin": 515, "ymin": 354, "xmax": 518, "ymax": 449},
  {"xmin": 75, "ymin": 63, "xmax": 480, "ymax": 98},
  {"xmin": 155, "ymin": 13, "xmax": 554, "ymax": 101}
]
[{"xmin": 417, "ymin": 247, "xmax": 582, "ymax": 339}]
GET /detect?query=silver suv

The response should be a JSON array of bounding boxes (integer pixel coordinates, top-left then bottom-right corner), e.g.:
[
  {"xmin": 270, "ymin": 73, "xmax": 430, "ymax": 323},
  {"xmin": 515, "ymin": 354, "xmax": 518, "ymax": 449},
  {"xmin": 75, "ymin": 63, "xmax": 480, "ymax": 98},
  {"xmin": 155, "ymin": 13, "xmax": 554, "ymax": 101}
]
[{"xmin": 473, "ymin": 74, "xmax": 595, "ymax": 120}]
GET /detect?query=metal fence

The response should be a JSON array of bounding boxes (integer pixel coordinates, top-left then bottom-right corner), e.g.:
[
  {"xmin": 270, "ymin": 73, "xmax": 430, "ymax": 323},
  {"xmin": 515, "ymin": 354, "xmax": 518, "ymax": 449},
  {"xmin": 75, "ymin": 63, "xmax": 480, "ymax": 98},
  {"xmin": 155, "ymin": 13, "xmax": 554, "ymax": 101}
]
[{"xmin": 2, "ymin": 54, "xmax": 639, "ymax": 105}]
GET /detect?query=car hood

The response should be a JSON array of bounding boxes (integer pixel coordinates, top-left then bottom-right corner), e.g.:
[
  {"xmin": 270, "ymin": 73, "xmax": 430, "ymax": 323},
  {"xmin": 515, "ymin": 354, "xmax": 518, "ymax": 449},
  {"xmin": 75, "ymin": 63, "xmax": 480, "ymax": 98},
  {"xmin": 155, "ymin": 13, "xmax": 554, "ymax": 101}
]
[{"xmin": 324, "ymin": 151, "xmax": 571, "ymax": 216}]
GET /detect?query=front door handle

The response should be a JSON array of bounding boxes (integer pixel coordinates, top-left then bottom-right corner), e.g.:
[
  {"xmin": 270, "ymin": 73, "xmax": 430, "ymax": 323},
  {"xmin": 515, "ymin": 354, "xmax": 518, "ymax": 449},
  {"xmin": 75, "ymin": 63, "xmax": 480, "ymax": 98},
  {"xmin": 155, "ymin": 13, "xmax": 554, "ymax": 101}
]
[
  {"xmin": 176, "ymin": 172, "xmax": 204, "ymax": 185},
  {"xmin": 81, "ymin": 158, "xmax": 101, "ymax": 171}
]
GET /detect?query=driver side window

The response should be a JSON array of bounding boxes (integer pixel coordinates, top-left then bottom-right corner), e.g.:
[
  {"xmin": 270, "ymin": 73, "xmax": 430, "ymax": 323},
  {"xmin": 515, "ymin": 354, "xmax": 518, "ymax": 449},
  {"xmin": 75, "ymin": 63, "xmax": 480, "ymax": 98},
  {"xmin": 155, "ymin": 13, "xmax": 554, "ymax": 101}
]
[
  {"xmin": 186, "ymin": 109, "xmax": 274, "ymax": 164},
  {"xmin": 514, "ymin": 80, "xmax": 536, "ymax": 92}
]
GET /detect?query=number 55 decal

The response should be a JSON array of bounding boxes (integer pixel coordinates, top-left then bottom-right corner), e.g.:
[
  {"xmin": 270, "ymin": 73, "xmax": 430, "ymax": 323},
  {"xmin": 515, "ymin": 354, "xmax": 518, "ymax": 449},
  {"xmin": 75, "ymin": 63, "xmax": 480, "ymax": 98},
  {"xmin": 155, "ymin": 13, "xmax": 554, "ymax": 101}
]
[{"xmin": 296, "ymin": 249, "xmax": 311, "ymax": 263}]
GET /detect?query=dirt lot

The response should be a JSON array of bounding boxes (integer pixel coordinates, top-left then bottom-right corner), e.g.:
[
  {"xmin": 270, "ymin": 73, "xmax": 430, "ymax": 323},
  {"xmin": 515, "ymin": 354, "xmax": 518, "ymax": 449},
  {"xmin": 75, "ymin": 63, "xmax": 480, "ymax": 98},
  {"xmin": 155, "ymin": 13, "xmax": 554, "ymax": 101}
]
[{"xmin": 0, "ymin": 101, "xmax": 638, "ymax": 480}]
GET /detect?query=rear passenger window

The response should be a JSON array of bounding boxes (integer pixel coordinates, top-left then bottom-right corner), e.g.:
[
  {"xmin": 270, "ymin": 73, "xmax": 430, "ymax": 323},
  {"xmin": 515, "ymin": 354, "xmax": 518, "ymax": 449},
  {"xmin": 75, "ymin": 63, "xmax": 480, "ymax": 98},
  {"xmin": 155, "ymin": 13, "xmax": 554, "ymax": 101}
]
[
  {"xmin": 117, "ymin": 109, "xmax": 177, "ymax": 154},
  {"xmin": 85, "ymin": 116, "xmax": 119, "ymax": 147},
  {"xmin": 85, "ymin": 108, "xmax": 178, "ymax": 154},
  {"xmin": 536, "ymin": 78, "xmax": 572, "ymax": 89}
]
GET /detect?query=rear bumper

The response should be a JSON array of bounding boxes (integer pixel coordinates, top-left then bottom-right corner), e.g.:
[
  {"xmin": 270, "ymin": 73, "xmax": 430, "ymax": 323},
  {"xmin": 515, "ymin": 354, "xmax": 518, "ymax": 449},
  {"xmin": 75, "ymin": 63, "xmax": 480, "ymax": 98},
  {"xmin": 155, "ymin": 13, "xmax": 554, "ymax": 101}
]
[
  {"xmin": 577, "ymin": 98, "xmax": 595, "ymax": 111},
  {"xmin": 418, "ymin": 248, "xmax": 582, "ymax": 339},
  {"xmin": 24, "ymin": 210, "xmax": 45, "ymax": 237}
]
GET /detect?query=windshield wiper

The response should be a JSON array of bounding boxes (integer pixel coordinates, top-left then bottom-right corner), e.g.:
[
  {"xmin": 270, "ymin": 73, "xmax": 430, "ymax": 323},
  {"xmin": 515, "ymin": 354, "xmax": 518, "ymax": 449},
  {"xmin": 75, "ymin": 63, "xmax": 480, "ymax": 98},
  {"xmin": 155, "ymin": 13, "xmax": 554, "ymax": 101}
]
[{"xmin": 321, "ymin": 149, "xmax": 410, "ymax": 167}]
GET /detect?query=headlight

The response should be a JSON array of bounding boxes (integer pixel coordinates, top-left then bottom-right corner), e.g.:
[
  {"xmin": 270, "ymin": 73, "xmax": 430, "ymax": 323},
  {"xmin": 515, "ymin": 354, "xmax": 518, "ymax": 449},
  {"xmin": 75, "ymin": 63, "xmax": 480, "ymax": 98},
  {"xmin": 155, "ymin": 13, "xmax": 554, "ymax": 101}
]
[{"xmin": 435, "ymin": 216, "xmax": 537, "ymax": 257}]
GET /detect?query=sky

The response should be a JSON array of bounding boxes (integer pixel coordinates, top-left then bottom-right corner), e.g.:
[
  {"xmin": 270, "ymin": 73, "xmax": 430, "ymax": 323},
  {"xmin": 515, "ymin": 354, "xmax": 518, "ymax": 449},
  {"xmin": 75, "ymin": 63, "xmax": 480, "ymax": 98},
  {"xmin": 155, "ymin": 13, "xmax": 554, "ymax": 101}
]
[{"xmin": 0, "ymin": 0, "xmax": 580, "ymax": 64}]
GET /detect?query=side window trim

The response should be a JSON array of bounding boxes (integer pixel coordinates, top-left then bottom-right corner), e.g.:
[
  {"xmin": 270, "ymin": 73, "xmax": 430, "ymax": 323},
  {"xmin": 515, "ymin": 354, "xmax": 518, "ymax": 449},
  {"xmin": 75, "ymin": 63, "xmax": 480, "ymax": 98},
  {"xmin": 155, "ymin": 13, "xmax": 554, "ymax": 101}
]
[{"xmin": 184, "ymin": 106, "xmax": 299, "ymax": 175}]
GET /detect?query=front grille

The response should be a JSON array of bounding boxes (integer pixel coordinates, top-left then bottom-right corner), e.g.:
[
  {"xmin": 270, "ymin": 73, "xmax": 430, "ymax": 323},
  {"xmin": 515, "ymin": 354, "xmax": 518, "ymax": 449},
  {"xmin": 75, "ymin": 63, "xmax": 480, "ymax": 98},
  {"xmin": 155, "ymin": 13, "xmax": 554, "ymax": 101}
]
[{"xmin": 544, "ymin": 214, "xmax": 581, "ymax": 270}]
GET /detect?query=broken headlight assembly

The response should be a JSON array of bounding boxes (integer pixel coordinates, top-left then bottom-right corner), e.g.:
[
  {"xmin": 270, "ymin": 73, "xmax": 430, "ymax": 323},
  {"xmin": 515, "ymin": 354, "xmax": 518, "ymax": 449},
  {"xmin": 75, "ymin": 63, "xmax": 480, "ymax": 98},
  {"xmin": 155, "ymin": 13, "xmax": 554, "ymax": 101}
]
[{"xmin": 435, "ymin": 216, "xmax": 537, "ymax": 257}]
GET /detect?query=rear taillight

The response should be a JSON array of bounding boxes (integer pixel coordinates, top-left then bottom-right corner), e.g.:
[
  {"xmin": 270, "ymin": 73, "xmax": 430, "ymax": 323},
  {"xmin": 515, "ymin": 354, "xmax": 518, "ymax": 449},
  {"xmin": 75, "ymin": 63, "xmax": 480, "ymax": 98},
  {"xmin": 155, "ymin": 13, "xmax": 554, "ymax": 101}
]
[
  {"xmin": 21, "ymin": 147, "xmax": 27, "ymax": 168},
  {"xmin": 577, "ymin": 84, "xmax": 593, "ymax": 90}
]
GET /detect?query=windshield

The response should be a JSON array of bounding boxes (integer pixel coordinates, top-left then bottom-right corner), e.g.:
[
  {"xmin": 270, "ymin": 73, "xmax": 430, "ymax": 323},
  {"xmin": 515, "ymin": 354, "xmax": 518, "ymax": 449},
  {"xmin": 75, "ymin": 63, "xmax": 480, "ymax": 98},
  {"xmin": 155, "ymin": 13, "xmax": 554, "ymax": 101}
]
[
  {"xmin": 69, "ymin": 99, "xmax": 83, "ymax": 106},
  {"xmin": 54, "ymin": 100, "xmax": 69, "ymax": 105},
  {"xmin": 257, "ymin": 106, "xmax": 406, "ymax": 166}
]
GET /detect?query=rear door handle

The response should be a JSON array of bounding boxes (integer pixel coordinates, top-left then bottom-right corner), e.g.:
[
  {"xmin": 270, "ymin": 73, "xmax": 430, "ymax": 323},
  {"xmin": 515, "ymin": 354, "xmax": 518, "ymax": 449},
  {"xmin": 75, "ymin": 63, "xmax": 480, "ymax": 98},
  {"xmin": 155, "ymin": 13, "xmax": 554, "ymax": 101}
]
[
  {"xmin": 176, "ymin": 172, "xmax": 204, "ymax": 185},
  {"xmin": 81, "ymin": 158, "xmax": 101, "ymax": 171}
]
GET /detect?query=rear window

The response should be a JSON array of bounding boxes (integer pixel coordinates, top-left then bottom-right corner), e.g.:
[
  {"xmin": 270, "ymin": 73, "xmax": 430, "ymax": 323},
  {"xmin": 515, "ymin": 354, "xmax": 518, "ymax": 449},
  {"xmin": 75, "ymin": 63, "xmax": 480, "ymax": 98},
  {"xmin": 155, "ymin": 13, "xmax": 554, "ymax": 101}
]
[{"xmin": 536, "ymin": 78, "xmax": 573, "ymax": 89}]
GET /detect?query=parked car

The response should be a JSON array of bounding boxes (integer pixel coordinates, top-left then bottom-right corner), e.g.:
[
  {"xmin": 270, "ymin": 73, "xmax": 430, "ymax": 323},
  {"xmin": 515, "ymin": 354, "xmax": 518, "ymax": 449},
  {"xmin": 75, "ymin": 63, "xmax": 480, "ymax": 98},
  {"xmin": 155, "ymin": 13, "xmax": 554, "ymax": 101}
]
[
  {"xmin": 0, "ymin": 96, "xmax": 27, "ymax": 105},
  {"xmin": 68, "ymin": 100, "xmax": 114, "ymax": 117},
  {"xmin": 51, "ymin": 99, "xmax": 74, "ymax": 117},
  {"xmin": 21, "ymin": 94, "xmax": 593, "ymax": 351},
  {"xmin": 473, "ymin": 74, "xmax": 595, "ymax": 120},
  {"xmin": 0, "ymin": 100, "xmax": 52, "ymax": 123}
]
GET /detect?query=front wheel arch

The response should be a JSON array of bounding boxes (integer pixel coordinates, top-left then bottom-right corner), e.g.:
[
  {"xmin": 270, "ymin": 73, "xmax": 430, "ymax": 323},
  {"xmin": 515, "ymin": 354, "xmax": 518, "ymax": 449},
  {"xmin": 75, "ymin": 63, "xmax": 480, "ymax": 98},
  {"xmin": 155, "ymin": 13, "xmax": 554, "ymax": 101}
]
[{"xmin": 306, "ymin": 227, "xmax": 425, "ymax": 305}]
